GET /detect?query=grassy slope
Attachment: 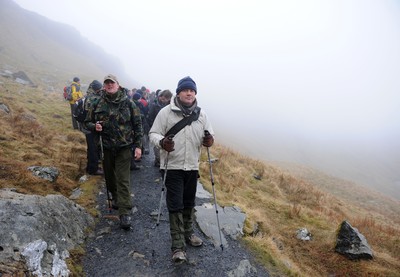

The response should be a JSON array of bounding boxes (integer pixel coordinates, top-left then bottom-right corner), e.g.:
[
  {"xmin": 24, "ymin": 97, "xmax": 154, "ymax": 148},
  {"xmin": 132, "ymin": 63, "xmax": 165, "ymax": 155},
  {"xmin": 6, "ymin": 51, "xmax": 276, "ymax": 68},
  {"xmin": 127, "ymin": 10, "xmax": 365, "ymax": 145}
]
[{"xmin": 198, "ymin": 145, "xmax": 400, "ymax": 276}]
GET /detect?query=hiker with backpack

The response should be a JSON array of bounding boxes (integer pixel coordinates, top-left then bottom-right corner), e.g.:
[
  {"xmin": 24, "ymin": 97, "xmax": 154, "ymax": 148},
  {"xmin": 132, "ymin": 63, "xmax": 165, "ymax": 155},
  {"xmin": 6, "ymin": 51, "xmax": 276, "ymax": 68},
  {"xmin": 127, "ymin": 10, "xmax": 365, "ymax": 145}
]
[
  {"xmin": 147, "ymin": 89, "xmax": 173, "ymax": 167},
  {"xmin": 74, "ymin": 80, "xmax": 104, "ymax": 175},
  {"xmin": 149, "ymin": 76, "xmax": 215, "ymax": 264},
  {"xmin": 84, "ymin": 74, "xmax": 143, "ymax": 230},
  {"xmin": 68, "ymin": 77, "xmax": 83, "ymax": 130}
]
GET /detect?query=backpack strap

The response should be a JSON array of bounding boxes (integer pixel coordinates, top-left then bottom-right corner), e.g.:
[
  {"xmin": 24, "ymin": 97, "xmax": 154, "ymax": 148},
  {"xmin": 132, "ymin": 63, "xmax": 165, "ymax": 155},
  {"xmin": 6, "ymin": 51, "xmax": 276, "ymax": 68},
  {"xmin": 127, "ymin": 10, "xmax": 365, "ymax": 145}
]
[{"xmin": 165, "ymin": 107, "xmax": 201, "ymax": 137}]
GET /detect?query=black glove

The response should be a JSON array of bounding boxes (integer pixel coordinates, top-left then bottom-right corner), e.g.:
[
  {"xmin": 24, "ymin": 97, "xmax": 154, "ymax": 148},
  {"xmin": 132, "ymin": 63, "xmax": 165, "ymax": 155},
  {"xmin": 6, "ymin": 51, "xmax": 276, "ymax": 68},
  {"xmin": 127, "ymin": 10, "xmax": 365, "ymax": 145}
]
[
  {"xmin": 160, "ymin": 136, "xmax": 175, "ymax": 152},
  {"xmin": 203, "ymin": 131, "xmax": 214, "ymax": 147}
]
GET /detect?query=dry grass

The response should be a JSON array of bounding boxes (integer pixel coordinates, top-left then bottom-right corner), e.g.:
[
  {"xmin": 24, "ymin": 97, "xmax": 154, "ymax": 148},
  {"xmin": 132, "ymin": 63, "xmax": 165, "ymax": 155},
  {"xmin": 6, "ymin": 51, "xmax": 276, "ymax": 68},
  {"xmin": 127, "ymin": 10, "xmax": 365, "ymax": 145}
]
[
  {"xmin": 1, "ymin": 78, "xmax": 400, "ymax": 276},
  {"xmin": 0, "ymin": 79, "xmax": 99, "ymax": 204},
  {"xmin": 199, "ymin": 144, "xmax": 400, "ymax": 277}
]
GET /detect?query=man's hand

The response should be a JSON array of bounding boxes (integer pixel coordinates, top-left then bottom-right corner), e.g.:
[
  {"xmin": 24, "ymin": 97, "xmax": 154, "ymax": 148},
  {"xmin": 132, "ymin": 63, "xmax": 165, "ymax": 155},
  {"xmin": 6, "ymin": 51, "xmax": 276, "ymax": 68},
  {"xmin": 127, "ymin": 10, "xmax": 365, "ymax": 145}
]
[
  {"xmin": 203, "ymin": 130, "xmax": 214, "ymax": 147},
  {"xmin": 134, "ymin": 147, "xmax": 142, "ymax": 160},
  {"xmin": 160, "ymin": 135, "xmax": 175, "ymax": 152},
  {"xmin": 95, "ymin": 121, "xmax": 103, "ymax": 132}
]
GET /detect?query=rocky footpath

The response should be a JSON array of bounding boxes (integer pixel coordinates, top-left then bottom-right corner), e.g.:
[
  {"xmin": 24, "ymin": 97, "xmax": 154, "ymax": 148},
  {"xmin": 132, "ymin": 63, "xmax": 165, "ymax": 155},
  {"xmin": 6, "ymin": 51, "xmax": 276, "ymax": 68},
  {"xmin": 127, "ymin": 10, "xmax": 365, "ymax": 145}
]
[{"xmin": 83, "ymin": 152, "xmax": 270, "ymax": 277}]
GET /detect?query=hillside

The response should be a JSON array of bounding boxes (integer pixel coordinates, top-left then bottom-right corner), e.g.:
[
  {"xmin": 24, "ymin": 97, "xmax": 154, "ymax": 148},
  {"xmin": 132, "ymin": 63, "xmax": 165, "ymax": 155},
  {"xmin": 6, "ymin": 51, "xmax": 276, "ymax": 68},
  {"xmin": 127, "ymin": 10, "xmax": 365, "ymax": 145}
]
[
  {"xmin": 0, "ymin": 0, "xmax": 399, "ymax": 275},
  {"xmin": 0, "ymin": 0, "xmax": 130, "ymax": 86}
]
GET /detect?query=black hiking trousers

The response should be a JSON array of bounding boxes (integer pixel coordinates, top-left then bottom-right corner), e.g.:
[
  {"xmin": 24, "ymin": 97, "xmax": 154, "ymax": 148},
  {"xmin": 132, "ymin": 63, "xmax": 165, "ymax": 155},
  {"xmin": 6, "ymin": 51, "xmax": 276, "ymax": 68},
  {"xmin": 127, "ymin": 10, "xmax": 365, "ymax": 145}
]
[
  {"xmin": 85, "ymin": 132, "xmax": 99, "ymax": 174},
  {"xmin": 165, "ymin": 170, "xmax": 198, "ymax": 212}
]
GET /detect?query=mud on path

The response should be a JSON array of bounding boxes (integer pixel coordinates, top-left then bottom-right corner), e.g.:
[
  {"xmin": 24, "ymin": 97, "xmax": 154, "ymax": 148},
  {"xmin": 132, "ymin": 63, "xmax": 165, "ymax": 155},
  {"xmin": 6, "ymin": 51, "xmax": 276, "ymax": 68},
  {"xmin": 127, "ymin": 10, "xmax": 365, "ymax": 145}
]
[{"xmin": 83, "ymin": 150, "xmax": 270, "ymax": 277}]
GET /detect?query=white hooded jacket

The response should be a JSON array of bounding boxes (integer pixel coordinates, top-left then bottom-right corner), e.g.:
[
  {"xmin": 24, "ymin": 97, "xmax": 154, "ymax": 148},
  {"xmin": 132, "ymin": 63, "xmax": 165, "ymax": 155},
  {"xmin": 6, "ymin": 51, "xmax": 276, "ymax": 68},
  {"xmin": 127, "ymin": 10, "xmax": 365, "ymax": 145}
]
[{"xmin": 149, "ymin": 96, "xmax": 214, "ymax": 171}]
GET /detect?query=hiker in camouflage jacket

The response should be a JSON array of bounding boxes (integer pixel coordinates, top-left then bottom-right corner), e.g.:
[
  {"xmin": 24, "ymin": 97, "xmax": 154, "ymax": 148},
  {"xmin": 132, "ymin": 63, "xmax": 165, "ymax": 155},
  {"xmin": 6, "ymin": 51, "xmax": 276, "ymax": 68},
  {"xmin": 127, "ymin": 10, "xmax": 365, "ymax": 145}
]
[{"xmin": 84, "ymin": 74, "xmax": 143, "ymax": 230}]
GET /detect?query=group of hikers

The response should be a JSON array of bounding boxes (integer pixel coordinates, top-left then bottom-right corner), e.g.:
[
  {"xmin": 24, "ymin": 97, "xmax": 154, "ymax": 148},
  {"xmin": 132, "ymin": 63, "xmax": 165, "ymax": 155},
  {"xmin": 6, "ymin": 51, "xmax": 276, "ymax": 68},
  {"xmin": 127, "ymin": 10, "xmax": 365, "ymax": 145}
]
[{"xmin": 66, "ymin": 74, "xmax": 215, "ymax": 264}]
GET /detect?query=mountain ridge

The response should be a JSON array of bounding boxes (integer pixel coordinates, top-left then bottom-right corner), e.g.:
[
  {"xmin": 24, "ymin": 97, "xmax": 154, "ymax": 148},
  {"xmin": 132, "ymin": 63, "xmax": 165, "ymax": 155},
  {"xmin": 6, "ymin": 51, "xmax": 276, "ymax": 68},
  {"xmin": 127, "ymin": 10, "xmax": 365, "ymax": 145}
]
[{"xmin": 0, "ymin": 0, "xmax": 132, "ymax": 86}]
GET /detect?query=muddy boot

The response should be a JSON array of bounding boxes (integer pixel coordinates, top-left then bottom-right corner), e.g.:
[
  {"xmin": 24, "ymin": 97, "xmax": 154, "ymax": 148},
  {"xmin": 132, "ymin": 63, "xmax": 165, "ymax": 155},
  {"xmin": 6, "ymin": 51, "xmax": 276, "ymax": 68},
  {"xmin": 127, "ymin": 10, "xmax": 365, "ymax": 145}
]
[
  {"xmin": 119, "ymin": 214, "xmax": 131, "ymax": 230},
  {"xmin": 171, "ymin": 249, "xmax": 187, "ymax": 264},
  {"xmin": 169, "ymin": 212, "xmax": 186, "ymax": 251},
  {"xmin": 183, "ymin": 208, "xmax": 203, "ymax": 247}
]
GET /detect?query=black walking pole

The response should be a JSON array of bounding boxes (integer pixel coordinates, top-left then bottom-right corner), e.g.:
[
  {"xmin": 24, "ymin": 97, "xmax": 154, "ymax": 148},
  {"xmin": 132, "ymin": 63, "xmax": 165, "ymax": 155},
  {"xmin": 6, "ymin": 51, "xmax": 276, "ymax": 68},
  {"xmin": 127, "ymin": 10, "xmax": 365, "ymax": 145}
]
[
  {"xmin": 205, "ymin": 131, "xmax": 224, "ymax": 251},
  {"xmin": 156, "ymin": 135, "xmax": 174, "ymax": 226},
  {"xmin": 156, "ymin": 151, "xmax": 170, "ymax": 226},
  {"xmin": 99, "ymin": 132, "xmax": 112, "ymax": 214}
]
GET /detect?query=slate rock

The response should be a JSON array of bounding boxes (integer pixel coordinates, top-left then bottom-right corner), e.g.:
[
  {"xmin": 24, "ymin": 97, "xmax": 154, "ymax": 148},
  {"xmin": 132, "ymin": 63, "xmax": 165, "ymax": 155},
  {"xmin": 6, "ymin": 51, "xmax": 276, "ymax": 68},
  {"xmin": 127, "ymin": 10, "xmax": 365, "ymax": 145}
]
[{"xmin": 335, "ymin": 220, "xmax": 373, "ymax": 260}]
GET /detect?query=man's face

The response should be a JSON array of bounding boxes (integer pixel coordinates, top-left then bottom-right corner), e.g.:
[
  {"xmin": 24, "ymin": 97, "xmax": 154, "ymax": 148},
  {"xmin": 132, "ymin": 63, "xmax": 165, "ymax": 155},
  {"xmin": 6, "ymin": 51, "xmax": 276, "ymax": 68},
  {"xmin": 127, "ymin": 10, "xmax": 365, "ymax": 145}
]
[
  {"xmin": 177, "ymin": 89, "xmax": 196, "ymax": 106},
  {"xmin": 104, "ymin": 80, "xmax": 119, "ymax": 94},
  {"xmin": 158, "ymin": 95, "xmax": 171, "ymax": 105}
]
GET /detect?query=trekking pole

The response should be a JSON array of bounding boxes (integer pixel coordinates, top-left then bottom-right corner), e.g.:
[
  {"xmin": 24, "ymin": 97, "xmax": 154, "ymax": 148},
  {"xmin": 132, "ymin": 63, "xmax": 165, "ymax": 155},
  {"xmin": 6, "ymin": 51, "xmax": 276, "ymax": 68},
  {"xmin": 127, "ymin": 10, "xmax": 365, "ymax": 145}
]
[
  {"xmin": 205, "ymin": 131, "xmax": 224, "ymax": 251},
  {"xmin": 156, "ymin": 135, "xmax": 174, "ymax": 226},
  {"xmin": 99, "ymin": 131, "xmax": 111, "ymax": 213}
]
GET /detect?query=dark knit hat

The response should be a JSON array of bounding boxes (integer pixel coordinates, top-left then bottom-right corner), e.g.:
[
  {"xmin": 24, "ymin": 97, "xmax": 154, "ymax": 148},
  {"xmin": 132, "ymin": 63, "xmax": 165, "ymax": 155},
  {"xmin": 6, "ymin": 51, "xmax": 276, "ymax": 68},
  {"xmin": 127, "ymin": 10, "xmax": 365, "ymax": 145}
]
[
  {"xmin": 73, "ymin": 77, "xmax": 80, "ymax": 82},
  {"xmin": 91, "ymin": 80, "xmax": 102, "ymax": 91},
  {"xmin": 176, "ymin": 76, "xmax": 197, "ymax": 94},
  {"xmin": 132, "ymin": 92, "xmax": 141, "ymax": 100}
]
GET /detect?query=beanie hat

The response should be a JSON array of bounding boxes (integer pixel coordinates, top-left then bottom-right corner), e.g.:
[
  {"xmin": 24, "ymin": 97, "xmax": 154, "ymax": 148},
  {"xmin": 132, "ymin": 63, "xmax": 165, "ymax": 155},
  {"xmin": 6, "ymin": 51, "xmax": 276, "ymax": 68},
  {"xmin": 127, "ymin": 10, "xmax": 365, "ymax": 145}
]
[
  {"xmin": 91, "ymin": 80, "xmax": 102, "ymax": 91},
  {"xmin": 132, "ymin": 92, "xmax": 141, "ymax": 100},
  {"xmin": 73, "ymin": 77, "xmax": 80, "ymax": 82},
  {"xmin": 176, "ymin": 76, "xmax": 197, "ymax": 94}
]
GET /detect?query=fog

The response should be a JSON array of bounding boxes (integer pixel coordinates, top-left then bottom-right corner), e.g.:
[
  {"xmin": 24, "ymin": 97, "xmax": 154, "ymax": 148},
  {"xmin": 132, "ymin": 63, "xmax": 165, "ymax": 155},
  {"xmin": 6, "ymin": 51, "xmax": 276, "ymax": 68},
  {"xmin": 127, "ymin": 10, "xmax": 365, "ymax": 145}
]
[{"xmin": 14, "ymin": 0, "xmax": 400, "ymax": 198}]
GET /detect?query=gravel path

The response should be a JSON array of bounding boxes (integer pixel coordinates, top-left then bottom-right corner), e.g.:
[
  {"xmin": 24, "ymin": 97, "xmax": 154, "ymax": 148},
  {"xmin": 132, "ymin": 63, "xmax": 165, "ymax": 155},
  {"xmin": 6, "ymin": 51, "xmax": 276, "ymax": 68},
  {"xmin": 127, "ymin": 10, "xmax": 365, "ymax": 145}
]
[{"xmin": 83, "ymin": 151, "xmax": 270, "ymax": 277}]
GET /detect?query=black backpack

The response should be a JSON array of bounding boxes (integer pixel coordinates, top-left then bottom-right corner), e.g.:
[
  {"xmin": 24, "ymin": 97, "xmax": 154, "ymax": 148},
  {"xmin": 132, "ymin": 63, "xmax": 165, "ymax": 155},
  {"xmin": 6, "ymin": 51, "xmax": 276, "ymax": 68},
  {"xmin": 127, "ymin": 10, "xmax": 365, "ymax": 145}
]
[{"xmin": 73, "ymin": 98, "xmax": 86, "ymax": 123}]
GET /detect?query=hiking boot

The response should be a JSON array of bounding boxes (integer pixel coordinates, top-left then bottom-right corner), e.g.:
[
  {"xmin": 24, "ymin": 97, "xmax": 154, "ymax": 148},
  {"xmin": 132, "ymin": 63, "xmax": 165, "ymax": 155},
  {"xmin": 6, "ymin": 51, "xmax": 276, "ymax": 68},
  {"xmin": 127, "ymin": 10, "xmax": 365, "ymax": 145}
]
[
  {"xmin": 172, "ymin": 249, "xmax": 187, "ymax": 264},
  {"xmin": 186, "ymin": 234, "xmax": 203, "ymax": 247},
  {"xmin": 90, "ymin": 169, "xmax": 104, "ymax": 176},
  {"xmin": 111, "ymin": 200, "xmax": 119, "ymax": 210},
  {"xmin": 130, "ymin": 163, "xmax": 141, "ymax": 171},
  {"xmin": 119, "ymin": 214, "xmax": 131, "ymax": 230}
]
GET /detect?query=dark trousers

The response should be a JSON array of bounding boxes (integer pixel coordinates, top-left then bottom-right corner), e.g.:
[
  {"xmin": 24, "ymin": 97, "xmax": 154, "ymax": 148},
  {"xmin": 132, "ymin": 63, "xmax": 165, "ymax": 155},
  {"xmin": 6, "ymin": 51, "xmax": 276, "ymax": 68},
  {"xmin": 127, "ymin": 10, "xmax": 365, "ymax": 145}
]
[
  {"xmin": 85, "ymin": 132, "xmax": 99, "ymax": 174},
  {"xmin": 165, "ymin": 170, "xmax": 198, "ymax": 212},
  {"xmin": 70, "ymin": 104, "xmax": 79, "ymax": 129},
  {"xmin": 102, "ymin": 147, "xmax": 132, "ymax": 215},
  {"xmin": 165, "ymin": 170, "xmax": 198, "ymax": 250}
]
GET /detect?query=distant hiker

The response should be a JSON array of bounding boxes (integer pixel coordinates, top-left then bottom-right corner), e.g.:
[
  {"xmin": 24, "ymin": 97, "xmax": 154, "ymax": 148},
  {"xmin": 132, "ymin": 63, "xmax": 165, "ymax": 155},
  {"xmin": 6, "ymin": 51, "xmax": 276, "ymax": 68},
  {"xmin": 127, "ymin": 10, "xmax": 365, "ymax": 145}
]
[
  {"xmin": 69, "ymin": 77, "xmax": 83, "ymax": 129},
  {"xmin": 135, "ymin": 90, "xmax": 150, "ymax": 155},
  {"xmin": 149, "ymin": 76, "xmax": 215, "ymax": 264},
  {"xmin": 147, "ymin": 89, "xmax": 173, "ymax": 167},
  {"xmin": 130, "ymin": 92, "xmax": 145, "ymax": 170},
  {"xmin": 79, "ymin": 80, "xmax": 103, "ymax": 175},
  {"xmin": 148, "ymin": 90, "xmax": 157, "ymax": 105},
  {"xmin": 84, "ymin": 74, "xmax": 143, "ymax": 230}
]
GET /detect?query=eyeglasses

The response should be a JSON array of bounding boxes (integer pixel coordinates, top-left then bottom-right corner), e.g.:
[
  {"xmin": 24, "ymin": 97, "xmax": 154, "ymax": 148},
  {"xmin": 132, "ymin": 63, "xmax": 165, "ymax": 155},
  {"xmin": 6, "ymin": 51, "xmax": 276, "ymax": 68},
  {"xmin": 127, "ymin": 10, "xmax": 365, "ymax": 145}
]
[{"xmin": 104, "ymin": 80, "xmax": 115, "ymax": 85}]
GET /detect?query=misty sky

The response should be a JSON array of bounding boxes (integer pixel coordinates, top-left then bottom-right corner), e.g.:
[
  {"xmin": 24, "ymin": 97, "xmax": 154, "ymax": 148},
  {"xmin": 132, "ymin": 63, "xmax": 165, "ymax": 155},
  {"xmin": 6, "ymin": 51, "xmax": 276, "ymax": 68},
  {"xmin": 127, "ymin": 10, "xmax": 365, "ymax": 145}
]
[{"xmin": 13, "ymin": 0, "xmax": 400, "ymax": 195}]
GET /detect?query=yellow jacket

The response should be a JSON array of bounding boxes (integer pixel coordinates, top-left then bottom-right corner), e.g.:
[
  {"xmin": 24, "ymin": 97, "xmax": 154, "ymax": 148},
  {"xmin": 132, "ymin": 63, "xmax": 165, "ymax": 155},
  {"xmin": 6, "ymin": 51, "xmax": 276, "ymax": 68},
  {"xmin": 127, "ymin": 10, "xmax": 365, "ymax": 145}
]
[{"xmin": 69, "ymin": 81, "xmax": 83, "ymax": 104}]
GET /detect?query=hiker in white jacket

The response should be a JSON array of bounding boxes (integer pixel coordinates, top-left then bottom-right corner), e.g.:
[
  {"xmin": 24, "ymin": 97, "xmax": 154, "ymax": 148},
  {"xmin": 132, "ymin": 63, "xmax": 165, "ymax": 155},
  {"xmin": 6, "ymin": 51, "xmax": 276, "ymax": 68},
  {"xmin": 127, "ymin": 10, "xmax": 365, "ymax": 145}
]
[{"xmin": 149, "ymin": 76, "xmax": 214, "ymax": 264}]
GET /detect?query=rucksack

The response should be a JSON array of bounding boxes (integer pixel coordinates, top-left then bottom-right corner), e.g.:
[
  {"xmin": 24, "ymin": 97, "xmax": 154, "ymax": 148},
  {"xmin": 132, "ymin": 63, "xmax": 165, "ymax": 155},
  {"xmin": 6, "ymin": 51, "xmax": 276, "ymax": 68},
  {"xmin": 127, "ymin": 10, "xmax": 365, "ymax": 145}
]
[
  {"xmin": 73, "ymin": 98, "xmax": 86, "ymax": 123},
  {"xmin": 63, "ymin": 86, "xmax": 73, "ymax": 101}
]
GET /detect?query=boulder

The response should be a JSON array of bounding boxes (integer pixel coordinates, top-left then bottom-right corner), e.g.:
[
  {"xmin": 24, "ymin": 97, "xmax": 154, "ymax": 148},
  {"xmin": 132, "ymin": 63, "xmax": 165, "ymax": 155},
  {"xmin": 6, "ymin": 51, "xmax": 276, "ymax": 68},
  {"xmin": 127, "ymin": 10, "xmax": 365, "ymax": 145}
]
[
  {"xmin": 0, "ymin": 189, "xmax": 94, "ymax": 275},
  {"xmin": 27, "ymin": 166, "xmax": 59, "ymax": 182},
  {"xmin": 335, "ymin": 220, "xmax": 373, "ymax": 260}
]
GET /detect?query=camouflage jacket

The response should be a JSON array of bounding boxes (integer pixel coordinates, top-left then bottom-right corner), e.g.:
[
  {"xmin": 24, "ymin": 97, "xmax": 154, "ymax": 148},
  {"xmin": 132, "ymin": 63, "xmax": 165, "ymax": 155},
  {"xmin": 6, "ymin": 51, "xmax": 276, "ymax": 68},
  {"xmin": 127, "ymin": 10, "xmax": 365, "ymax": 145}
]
[{"xmin": 84, "ymin": 88, "xmax": 143, "ymax": 150}]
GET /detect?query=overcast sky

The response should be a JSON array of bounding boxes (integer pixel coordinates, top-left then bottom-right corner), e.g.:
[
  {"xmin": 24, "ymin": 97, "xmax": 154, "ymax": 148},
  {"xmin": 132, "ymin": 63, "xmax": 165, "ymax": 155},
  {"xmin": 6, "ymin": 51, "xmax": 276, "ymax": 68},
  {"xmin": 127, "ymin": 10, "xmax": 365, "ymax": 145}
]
[{"xmin": 13, "ymin": 0, "xmax": 400, "ymax": 194}]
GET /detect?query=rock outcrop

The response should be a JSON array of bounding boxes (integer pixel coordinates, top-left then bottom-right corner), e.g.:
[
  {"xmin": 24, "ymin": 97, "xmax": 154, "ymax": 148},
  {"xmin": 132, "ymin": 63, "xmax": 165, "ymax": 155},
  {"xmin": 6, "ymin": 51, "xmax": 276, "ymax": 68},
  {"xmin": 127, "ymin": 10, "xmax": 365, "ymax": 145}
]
[{"xmin": 0, "ymin": 189, "xmax": 94, "ymax": 276}]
